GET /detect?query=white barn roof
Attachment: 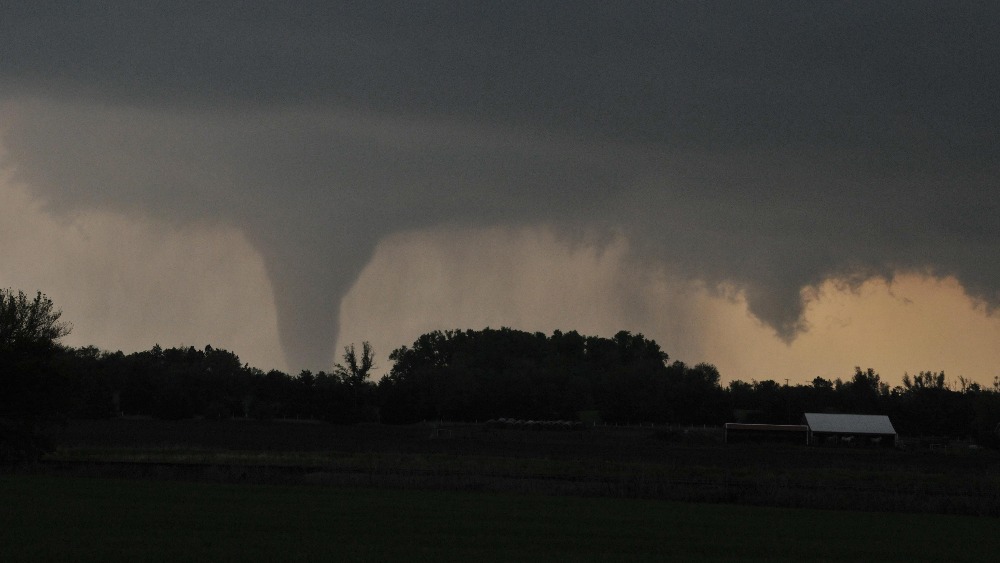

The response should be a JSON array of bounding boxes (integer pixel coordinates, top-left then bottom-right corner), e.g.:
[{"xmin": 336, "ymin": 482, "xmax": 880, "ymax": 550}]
[{"xmin": 803, "ymin": 413, "xmax": 896, "ymax": 435}]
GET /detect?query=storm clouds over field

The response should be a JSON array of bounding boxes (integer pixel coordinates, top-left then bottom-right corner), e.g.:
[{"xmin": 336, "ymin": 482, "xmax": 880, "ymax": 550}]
[{"xmin": 2, "ymin": 3, "xmax": 999, "ymax": 381}]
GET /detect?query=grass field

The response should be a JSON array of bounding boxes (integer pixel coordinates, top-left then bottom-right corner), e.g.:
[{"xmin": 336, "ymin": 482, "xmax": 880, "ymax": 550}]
[
  {"xmin": 1, "ymin": 474, "xmax": 998, "ymax": 562},
  {"xmin": 43, "ymin": 419, "xmax": 1000, "ymax": 516}
]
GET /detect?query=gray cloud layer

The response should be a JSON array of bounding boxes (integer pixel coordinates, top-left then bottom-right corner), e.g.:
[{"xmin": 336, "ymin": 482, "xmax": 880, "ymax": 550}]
[{"xmin": 2, "ymin": 2, "xmax": 998, "ymax": 369}]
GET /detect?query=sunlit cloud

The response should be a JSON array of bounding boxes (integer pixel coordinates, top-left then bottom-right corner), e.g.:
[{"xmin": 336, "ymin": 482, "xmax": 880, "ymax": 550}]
[
  {"xmin": 5, "ymin": 163, "xmax": 1000, "ymax": 386},
  {"xmin": 340, "ymin": 227, "xmax": 1000, "ymax": 386},
  {"xmin": 0, "ymin": 174, "xmax": 283, "ymax": 371}
]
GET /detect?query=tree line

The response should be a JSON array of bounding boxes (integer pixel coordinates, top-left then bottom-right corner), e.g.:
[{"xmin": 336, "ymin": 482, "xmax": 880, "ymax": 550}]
[{"xmin": 3, "ymin": 289, "xmax": 1000, "ymax": 460}]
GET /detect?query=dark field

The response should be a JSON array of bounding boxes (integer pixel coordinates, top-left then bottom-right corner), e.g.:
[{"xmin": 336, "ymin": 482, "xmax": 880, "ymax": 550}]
[
  {"xmin": 3, "ymin": 474, "xmax": 999, "ymax": 562},
  {"xmin": 33, "ymin": 418, "xmax": 1000, "ymax": 516}
]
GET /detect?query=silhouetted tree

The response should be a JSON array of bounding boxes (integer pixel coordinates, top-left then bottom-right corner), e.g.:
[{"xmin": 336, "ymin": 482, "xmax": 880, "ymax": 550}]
[
  {"xmin": 378, "ymin": 328, "xmax": 684, "ymax": 423},
  {"xmin": 336, "ymin": 342, "xmax": 376, "ymax": 386},
  {"xmin": 0, "ymin": 289, "xmax": 73, "ymax": 461},
  {"xmin": 0, "ymin": 290, "xmax": 71, "ymax": 354}
]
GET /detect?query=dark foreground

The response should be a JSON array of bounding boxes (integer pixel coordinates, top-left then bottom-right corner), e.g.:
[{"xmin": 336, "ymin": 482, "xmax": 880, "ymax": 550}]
[
  {"xmin": 2, "ymin": 474, "xmax": 999, "ymax": 562},
  {"xmin": 23, "ymin": 418, "xmax": 1000, "ymax": 517}
]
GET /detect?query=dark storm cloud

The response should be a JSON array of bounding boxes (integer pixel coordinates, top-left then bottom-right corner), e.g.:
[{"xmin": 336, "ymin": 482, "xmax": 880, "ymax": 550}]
[
  {"xmin": 2, "ymin": 2, "xmax": 998, "ymax": 368},
  {"xmin": 5, "ymin": 2, "xmax": 996, "ymax": 147}
]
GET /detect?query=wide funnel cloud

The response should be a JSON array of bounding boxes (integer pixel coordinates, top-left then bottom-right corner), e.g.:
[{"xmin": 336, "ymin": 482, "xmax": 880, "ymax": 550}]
[
  {"xmin": 2, "ymin": 2, "xmax": 999, "ymax": 370},
  {"xmin": 0, "ymin": 101, "xmax": 628, "ymax": 368}
]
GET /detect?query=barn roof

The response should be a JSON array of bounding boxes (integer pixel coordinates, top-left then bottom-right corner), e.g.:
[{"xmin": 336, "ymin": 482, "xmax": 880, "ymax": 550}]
[{"xmin": 803, "ymin": 413, "xmax": 896, "ymax": 435}]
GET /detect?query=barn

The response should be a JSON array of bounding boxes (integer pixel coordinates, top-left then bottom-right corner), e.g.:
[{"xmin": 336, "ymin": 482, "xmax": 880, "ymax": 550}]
[{"xmin": 802, "ymin": 413, "xmax": 897, "ymax": 447}]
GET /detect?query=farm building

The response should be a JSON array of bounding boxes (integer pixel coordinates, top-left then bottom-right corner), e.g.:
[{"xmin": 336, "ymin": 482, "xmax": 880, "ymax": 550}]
[
  {"xmin": 724, "ymin": 423, "xmax": 809, "ymax": 444},
  {"xmin": 802, "ymin": 413, "xmax": 897, "ymax": 447}
]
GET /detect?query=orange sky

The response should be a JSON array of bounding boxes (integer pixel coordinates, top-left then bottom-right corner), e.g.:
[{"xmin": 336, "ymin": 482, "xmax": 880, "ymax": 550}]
[
  {"xmin": 341, "ymin": 228, "xmax": 1000, "ymax": 387},
  {"xmin": 4, "ymin": 173, "xmax": 1000, "ymax": 388}
]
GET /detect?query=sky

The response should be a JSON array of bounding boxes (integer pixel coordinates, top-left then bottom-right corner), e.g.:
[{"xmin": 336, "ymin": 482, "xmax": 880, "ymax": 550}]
[{"xmin": 1, "ymin": 2, "xmax": 999, "ymax": 386}]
